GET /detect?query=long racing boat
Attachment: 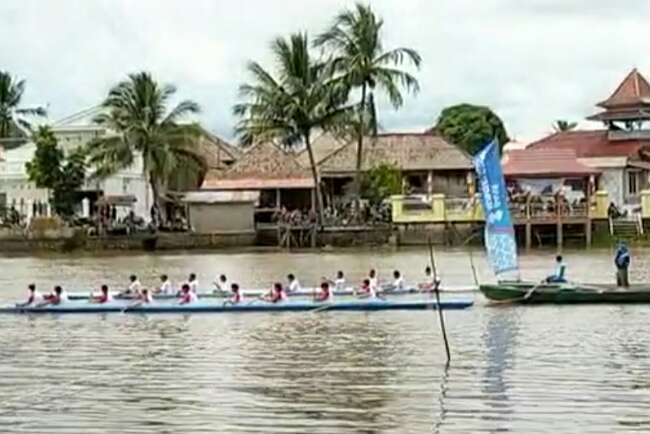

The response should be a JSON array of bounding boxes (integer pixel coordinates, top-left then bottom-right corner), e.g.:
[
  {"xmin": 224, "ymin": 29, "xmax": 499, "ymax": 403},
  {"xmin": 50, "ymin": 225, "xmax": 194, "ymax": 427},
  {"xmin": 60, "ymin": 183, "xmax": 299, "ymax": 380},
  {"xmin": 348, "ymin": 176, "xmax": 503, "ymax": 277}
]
[
  {"xmin": 65, "ymin": 284, "xmax": 477, "ymax": 301},
  {"xmin": 0, "ymin": 298, "xmax": 474, "ymax": 314}
]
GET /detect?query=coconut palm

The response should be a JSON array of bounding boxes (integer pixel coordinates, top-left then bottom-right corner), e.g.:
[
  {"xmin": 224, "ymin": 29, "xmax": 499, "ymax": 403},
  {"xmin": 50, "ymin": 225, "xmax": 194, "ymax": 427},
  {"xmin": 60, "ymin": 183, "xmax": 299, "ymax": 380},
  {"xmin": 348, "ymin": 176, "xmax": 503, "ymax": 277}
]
[
  {"xmin": 315, "ymin": 3, "xmax": 421, "ymax": 201},
  {"xmin": 553, "ymin": 120, "xmax": 578, "ymax": 132},
  {"xmin": 233, "ymin": 33, "xmax": 352, "ymax": 224},
  {"xmin": 88, "ymin": 72, "xmax": 201, "ymax": 213},
  {"xmin": 0, "ymin": 71, "xmax": 46, "ymax": 139}
]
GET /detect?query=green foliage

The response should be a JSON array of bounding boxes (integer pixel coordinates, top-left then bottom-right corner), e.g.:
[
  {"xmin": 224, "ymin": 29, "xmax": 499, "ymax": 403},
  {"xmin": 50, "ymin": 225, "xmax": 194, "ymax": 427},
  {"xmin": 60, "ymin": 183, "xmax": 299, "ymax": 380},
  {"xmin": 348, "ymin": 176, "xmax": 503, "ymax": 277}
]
[
  {"xmin": 234, "ymin": 33, "xmax": 354, "ymax": 223},
  {"xmin": 435, "ymin": 103, "xmax": 509, "ymax": 155},
  {"xmin": 88, "ymin": 72, "xmax": 202, "ymax": 207},
  {"xmin": 26, "ymin": 127, "xmax": 64, "ymax": 189},
  {"xmin": 26, "ymin": 126, "xmax": 86, "ymax": 219},
  {"xmin": 553, "ymin": 120, "xmax": 577, "ymax": 132},
  {"xmin": 361, "ymin": 163, "xmax": 402, "ymax": 205},
  {"xmin": 0, "ymin": 71, "xmax": 46, "ymax": 139},
  {"xmin": 315, "ymin": 3, "xmax": 421, "ymax": 196}
]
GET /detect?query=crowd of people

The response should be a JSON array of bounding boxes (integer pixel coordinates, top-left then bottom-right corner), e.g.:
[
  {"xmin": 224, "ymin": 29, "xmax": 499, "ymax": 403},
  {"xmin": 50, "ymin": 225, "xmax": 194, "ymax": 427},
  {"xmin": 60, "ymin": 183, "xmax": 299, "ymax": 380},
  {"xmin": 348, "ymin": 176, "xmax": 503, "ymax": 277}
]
[{"xmin": 19, "ymin": 267, "xmax": 443, "ymax": 309}]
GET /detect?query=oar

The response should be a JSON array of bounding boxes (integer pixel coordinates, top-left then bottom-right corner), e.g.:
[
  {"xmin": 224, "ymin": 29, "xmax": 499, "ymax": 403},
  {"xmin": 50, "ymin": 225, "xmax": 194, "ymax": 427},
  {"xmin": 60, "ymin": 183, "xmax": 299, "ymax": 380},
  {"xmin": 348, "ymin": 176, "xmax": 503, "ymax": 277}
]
[
  {"xmin": 310, "ymin": 302, "xmax": 333, "ymax": 314},
  {"xmin": 428, "ymin": 235, "xmax": 451, "ymax": 365}
]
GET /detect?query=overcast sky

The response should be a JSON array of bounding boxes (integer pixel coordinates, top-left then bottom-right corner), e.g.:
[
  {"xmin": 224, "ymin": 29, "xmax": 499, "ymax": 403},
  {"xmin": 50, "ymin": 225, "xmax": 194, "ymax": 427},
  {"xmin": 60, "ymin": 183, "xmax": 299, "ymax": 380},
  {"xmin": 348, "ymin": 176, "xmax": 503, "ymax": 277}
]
[{"xmin": 2, "ymin": 0, "xmax": 649, "ymax": 143}]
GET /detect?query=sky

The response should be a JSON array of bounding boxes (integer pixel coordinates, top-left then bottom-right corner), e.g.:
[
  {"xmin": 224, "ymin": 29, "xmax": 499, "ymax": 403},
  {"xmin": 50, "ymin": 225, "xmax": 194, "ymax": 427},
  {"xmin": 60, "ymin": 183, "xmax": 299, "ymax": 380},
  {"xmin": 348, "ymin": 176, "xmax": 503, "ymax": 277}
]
[{"xmin": 2, "ymin": 0, "xmax": 650, "ymax": 144}]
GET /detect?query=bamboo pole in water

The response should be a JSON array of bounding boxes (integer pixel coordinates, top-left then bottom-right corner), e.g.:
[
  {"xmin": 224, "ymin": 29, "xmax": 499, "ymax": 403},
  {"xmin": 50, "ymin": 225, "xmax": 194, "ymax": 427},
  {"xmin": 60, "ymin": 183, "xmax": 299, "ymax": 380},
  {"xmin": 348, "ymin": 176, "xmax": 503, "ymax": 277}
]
[{"xmin": 428, "ymin": 235, "xmax": 451, "ymax": 365}]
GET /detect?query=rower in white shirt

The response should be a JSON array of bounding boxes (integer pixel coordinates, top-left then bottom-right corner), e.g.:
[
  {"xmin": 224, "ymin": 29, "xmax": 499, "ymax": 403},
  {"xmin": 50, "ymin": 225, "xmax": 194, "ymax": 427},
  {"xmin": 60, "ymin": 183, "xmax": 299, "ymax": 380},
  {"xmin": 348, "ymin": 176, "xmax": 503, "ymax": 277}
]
[
  {"xmin": 391, "ymin": 270, "xmax": 406, "ymax": 291},
  {"xmin": 368, "ymin": 269, "xmax": 379, "ymax": 291},
  {"xmin": 214, "ymin": 274, "xmax": 229, "ymax": 293},
  {"xmin": 286, "ymin": 274, "xmax": 301, "ymax": 294},
  {"xmin": 333, "ymin": 270, "xmax": 346, "ymax": 290},
  {"xmin": 19, "ymin": 284, "xmax": 43, "ymax": 307},
  {"xmin": 158, "ymin": 274, "xmax": 173, "ymax": 294},
  {"xmin": 126, "ymin": 275, "xmax": 142, "ymax": 295},
  {"xmin": 187, "ymin": 273, "xmax": 199, "ymax": 293}
]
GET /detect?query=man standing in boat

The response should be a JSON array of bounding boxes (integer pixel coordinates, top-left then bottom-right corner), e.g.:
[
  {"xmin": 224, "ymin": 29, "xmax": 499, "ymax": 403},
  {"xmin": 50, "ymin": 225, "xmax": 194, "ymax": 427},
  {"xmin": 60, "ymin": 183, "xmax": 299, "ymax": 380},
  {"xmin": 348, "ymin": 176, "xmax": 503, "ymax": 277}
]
[{"xmin": 614, "ymin": 241, "xmax": 631, "ymax": 288}]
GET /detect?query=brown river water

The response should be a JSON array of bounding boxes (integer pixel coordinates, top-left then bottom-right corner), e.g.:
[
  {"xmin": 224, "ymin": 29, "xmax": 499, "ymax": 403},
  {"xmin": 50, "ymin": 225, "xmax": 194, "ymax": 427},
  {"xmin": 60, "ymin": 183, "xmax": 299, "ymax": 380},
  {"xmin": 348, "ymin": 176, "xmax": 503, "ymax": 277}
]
[{"xmin": 1, "ymin": 247, "xmax": 650, "ymax": 433}]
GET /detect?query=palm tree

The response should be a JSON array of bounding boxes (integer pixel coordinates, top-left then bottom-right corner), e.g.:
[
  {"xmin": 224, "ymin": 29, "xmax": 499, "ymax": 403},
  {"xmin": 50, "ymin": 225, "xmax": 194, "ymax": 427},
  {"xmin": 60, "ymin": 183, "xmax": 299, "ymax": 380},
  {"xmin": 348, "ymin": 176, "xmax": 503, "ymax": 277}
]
[
  {"xmin": 88, "ymin": 72, "xmax": 201, "ymax": 214},
  {"xmin": 0, "ymin": 71, "xmax": 46, "ymax": 140},
  {"xmin": 233, "ymin": 33, "xmax": 352, "ymax": 224},
  {"xmin": 553, "ymin": 120, "xmax": 578, "ymax": 132},
  {"xmin": 315, "ymin": 3, "xmax": 421, "ymax": 201}
]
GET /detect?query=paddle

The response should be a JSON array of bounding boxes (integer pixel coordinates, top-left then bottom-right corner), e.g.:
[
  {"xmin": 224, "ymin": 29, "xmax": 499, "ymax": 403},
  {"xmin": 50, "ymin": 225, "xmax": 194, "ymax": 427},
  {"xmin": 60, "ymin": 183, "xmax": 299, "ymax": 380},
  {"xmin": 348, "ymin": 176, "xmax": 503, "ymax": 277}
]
[{"xmin": 428, "ymin": 235, "xmax": 451, "ymax": 365}]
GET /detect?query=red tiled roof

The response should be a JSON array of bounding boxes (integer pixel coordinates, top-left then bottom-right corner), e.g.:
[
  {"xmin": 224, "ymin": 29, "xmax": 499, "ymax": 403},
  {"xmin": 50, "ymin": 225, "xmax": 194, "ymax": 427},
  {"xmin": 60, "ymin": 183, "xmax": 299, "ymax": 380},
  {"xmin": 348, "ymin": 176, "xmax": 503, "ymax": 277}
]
[
  {"xmin": 597, "ymin": 68, "xmax": 650, "ymax": 109},
  {"xmin": 528, "ymin": 130, "xmax": 650, "ymax": 159},
  {"xmin": 502, "ymin": 149, "xmax": 599, "ymax": 178}
]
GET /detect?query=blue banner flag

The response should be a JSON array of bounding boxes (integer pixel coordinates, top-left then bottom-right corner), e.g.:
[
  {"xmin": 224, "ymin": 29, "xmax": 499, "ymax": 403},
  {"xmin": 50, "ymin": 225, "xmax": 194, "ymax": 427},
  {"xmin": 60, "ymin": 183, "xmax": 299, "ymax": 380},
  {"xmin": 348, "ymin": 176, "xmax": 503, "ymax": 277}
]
[{"xmin": 473, "ymin": 139, "xmax": 518, "ymax": 275}]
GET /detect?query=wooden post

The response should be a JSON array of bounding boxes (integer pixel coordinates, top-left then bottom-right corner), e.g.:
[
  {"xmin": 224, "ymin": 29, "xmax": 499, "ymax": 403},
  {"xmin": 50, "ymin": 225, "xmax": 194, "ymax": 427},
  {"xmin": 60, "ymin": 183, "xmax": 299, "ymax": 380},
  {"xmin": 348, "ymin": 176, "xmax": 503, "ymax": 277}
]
[
  {"xmin": 556, "ymin": 194, "xmax": 563, "ymax": 252},
  {"xmin": 585, "ymin": 221, "xmax": 592, "ymax": 247},
  {"xmin": 525, "ymin": 194, "xmax": 532, "ymax": 250}
]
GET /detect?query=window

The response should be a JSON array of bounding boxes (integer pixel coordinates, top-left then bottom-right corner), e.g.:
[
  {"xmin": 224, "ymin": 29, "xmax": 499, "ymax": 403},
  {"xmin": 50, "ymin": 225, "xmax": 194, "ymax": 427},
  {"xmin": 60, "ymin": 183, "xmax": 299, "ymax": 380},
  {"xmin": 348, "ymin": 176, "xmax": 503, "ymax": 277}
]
[{"xmin": 627, "ymin": 170, "xmax": 640, "ymax": 195}]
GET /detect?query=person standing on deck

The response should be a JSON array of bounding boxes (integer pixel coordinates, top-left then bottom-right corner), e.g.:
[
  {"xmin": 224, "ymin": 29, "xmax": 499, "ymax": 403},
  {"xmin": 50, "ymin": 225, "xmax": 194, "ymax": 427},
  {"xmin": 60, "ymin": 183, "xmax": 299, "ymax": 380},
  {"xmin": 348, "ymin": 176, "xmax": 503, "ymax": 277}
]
[
  {"xmin": 545, "ymin": 255, "xmax": 567, "ymax": 283},
  {"xmin": 286, "ymin": 274, "xmax": 301, "ymax": 294},
  {"xmin": 614, "ymin": 241, "xmax": 631, "ymax": 288},
  {"xmin": 187, "ymin": 273, "xmax": 199, "ymax": 293}
]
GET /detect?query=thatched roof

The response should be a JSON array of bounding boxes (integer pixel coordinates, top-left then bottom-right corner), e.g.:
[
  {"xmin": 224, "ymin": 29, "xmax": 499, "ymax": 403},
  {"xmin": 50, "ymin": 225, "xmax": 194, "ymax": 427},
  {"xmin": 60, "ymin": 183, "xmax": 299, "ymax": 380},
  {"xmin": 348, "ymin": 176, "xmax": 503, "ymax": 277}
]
[
  {"xmin": 318, "ymin": 133, "xmax": 473, "ymax": 175},
  {"xmin": 201, "ymin": 142, "xmax": 314, "ymax": 190},
  {"xmin": 296, "ymin": 132, "xmax": 348, "ymax": 167}
]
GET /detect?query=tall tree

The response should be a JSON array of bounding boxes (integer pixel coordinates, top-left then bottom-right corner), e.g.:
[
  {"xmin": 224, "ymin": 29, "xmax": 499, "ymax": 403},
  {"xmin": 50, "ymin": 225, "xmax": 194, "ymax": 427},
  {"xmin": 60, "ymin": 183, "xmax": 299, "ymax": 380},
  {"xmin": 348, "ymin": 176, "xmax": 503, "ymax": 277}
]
[
  {"xmin": 0, "ymin": 71, "xmax": 46, "ymax": 139},
  {"xmin": 553, "ymin": 120, "xmax": 577, "ymax": 132},
  {"xmin": 234, "ymin": 33, "xmax": 351, "ymax": 224},
  {"xmin": 88, "ymin": 72, "xmax": 201, "ymax": 214},
  {"xmin": 435, "ymin": 103, "xmax": 509, "ymax": 155},
  {"xmin": 315, "ymin": 3, "xmax": 421, "ymax": 201},
  {"xmin": 26, "ymin": 126, "xmax": 86, "ymax": 219}
]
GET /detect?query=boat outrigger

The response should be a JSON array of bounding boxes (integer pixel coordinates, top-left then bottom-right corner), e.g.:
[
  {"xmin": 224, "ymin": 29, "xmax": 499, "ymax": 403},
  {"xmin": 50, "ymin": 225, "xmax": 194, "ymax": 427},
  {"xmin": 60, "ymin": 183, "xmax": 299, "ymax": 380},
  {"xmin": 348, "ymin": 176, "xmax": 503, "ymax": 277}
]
[{"xmin": 0, "ymin": 298, "xmax": 474, "ymax": 314}]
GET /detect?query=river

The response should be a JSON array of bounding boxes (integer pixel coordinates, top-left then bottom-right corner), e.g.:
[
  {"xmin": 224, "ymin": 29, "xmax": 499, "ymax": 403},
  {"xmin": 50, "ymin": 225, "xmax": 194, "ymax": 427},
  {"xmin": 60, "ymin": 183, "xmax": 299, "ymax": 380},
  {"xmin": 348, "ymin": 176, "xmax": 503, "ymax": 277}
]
[{"xmin": 1, "ymin": 247, "xmax": 650, "ymax": 433}]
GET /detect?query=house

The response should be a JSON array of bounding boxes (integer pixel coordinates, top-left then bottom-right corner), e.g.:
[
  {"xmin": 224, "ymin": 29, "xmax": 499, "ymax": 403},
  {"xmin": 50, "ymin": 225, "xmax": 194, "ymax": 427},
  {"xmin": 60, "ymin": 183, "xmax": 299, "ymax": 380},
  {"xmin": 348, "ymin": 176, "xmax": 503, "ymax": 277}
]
[
  {"xmin": 528, "ymin": 68, "xmax": 650, "ymax": 211},
  {"xmin": 200, "ymin": 142, "xmax": 316, "ymax": 224},
  {"xmin": 316, "ymin": 132, "xmax": 474, "ymax": 203}
]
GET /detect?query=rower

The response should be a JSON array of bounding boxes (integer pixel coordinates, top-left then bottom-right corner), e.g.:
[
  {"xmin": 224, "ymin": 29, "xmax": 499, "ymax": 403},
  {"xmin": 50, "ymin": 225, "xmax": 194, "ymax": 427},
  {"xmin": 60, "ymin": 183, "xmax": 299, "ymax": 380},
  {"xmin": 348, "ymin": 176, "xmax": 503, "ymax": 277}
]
[
  {"xmin": 368, "ymin": 269, "xmax": 379, "ymax": 292},
  {"xmin": 419, "ymin": 266, "xmax": 434, "ymax": 291},
  {"xmin": 229, "ymin": 283, "xmax": 243, "ymax": 304},
  {"xmin": 357, "ymin": 278, "xmax": 376, "ymax": 299},
  {"xmin": 392, "ymin": 270, "xmax": 406, "ymax": 291},
  {"xmin": 334, "ymin": 271, "xmax": 346, "ymax": 290},
  {"xmin": 137, "ymin": 288, "xmax": 154, "ymax": 304},
  {"xmin": 545, "ymin": 255, "xmax": 567, "ymax": 283},
  {"xmin": 187, "ymin": 273, "xmax": 199, "ymax": 293},
  {"xmin": 315, "ymin": 281, "xmax": 333, "ymax": 302},
  {"xmin": 90, "ymin": 285, "xmax": 113, "ymax": 304},
  {"xmin": 158, "ymin": 275, "xmax": 173, "ymax": 294},
  {"xmin": 126, "ymin": 275, "xmax": 142, "ymax": 295},
  {"xmin": 286, "ymin": 274, "xmax": 301, "ymax": 294},
  {"xmin": 19, "ymin": 284, "xmax": 43, "ymax": 307},
  {"xmin": 41, "ymin": 286, "xmax": 68, "ymax": 306},
  {"xmin": 264, "ymin": 282, "xmax": 286, "ymax": 303},
  {"xmin": 214, "ymin": 274, "xmax": 229, "ymax": 293},
  {"xmin": 178, "ymin": 283, "xmax": 198, "ymax": 305}
]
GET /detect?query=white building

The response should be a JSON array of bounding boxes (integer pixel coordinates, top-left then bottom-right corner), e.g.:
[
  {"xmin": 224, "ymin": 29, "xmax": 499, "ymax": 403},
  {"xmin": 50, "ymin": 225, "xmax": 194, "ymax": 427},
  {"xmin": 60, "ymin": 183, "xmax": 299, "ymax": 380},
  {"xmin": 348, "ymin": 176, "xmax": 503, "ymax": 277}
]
[{"xmin": 0, "ymin": 107, "xmax": 152, "ymax": 221}]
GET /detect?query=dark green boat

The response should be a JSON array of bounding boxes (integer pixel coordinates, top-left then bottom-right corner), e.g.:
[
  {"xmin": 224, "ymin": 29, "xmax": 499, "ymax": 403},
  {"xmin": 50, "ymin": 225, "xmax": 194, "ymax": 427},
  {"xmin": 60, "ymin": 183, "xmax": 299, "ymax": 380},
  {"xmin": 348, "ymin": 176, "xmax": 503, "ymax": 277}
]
[{"xmin": 480, "ymin": 281, "xmax": 650, "ymax": 304}]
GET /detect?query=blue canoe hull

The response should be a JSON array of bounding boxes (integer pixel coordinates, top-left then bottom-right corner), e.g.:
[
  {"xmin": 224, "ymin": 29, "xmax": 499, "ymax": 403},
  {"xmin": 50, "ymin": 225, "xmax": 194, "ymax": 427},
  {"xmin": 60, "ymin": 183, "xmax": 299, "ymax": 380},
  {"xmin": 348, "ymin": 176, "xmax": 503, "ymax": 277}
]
[{"xmin": 0, "ymin": 299, "xmax": 473, "ymax": 314}]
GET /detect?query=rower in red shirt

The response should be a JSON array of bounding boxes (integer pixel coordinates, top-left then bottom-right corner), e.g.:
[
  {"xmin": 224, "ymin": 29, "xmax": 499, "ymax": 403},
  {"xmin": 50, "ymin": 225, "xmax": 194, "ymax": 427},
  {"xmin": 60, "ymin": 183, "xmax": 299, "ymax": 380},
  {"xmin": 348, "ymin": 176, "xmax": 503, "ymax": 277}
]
[
  {"xmin": 230, "ymin": 283, "xmax": 244, "ymax": 304},
  {"xmin": 178, "ymin": 284, "xmax": 198, "ymax": 305},
  {"xmin": 90, "ymin": 285, "xmax": 113, "ymax": 304},
  {"xmin": 41, "ymin": 286, "xmax": 68, "ymax": 306},
  {"xmin": 263, "ymin": 282, "xmax": 286, "ymax": 303},
  {"xmin": 356, "ymin": 278, "xmax": 376, "ymax": 299},
  {"xmin": 137, "ymin": 288, "xmax": 154, "ymax": 304},
  {"xmin": 314, "ymin": 281, "xmax": 333, "ymax": 302}
]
